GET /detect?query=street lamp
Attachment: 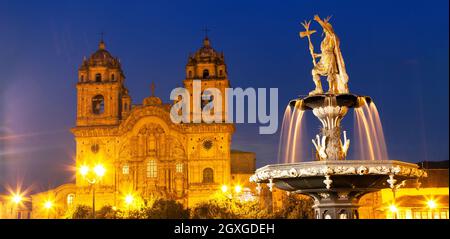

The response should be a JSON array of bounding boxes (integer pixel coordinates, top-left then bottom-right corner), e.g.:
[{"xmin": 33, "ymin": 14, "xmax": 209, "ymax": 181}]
[
  {"xmin": 427, "ymin": 199, "xmax": 437, "ymax": 209},
  {"xmin": 44, "ymin": 200, "xmax": 53, "ymax": 219},
  {"xmin": 389, "ymin": 204, "xmax": 398, "ymax": 219},
  {"xmin": 125, "ymin": 194, "xmax": 134, "ymax": 206},
  {"xmin": 79, "ymin": 163, "xmax": 106, "ymax": 219},
  {"xmin": 427, "ymin": 199, "xmax": 437, "ymax": 219},
  {"xmin": 234, "ymin": 185, "xmax": 242, "ymax": 194},
  {"xmin": 221, "ymin": 185, "xmax": 228, "ymax": 193},
  {"xmin": 10, "ymin": 193, "xmax": 23, "ymax": 219},
  {"xmin": 12, "ymin": 194, "xmax": 23, "ymax": 204}
]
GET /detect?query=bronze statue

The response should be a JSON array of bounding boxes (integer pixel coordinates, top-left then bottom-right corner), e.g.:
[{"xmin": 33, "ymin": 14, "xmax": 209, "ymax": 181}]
[{"xmin": 300, "ymin": 15, "xmax": 349, "ymax": 95}]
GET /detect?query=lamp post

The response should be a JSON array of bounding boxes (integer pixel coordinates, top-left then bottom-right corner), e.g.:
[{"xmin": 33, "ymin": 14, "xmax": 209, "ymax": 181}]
[
  {"xmin": 79, "ymin": 164, "xmax": 106, "ymax": 219},
  {"xmin": 10, "ymin": 194, "xmax": 23, "ymax": 219},
  {"xmin": 44, "ymin": 200, "xmax": 53, "ymax": 219},
  {"xmin": 124, "ymin": 194, "xmax": 134, "ymax": 215},
  {"xmin": 427, "ymin": 199, "xmax": 437, "ymax": 219}
]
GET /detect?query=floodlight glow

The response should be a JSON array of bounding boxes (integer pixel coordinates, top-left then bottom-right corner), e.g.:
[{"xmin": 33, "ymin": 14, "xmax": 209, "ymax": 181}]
[{"xmin": 93, "ymin": 164, "xmax": 106, "ymax": 177}]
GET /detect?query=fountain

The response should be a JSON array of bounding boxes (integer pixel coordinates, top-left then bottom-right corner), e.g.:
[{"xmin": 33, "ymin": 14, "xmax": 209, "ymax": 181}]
[{"xmin": 251, "ymin": 15, "xmax": 427, "ymax": 219}]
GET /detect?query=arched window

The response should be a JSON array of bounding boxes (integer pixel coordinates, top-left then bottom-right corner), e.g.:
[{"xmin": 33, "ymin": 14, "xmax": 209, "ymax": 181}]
[
  {"xmin": 202, "ymin": 168, "xmax": 214, "ymax": 183},
  {"xmin": 80, "ymin": 75, "xmax": 84, "ymax": 82},
  {"xmin": 203, "ymin": 69, "xmax": 209, "ymax": 78},
  {"xmin": 92, "ymin": 95, "xmax": 105, "ymax": 114},
  {"xmin": 67, "ymin": 194, "xmax": 75, "ymax": 207},
  {"xmin": 95, "ymin": 73, "xmax": 102, "ymax": 82},
  {"xmin": 147, "ymin": 160, "xmax": 157, "ymax": 178},
  {"xmin": 111, "ymin": 74, "xmax": 115, "ymax": 81},
  {"xmin": 124, "ymin": 103, "xmax": 128, "ymax": 111},
  {"xmin": 219, "ymin": 70, "xmax": 223, "ymax": 77},
  {"xmin": 188, "ymin": 71, "xmax": 193, "ymax": 78}
]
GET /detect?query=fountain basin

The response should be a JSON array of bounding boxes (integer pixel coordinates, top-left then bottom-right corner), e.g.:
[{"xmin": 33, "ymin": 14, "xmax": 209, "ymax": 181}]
[
  {"xmin": 251, "ymin": 160, "xmax": 427, "ymax": 219},
  {"xmin": 289, "ymin": 93, "xmax": 372, "ymax": 111}
]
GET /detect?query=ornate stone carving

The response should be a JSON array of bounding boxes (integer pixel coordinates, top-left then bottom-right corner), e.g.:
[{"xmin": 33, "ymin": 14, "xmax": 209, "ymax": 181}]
[
  {"xmin": 323, "ymin": 175, "xmax": 333, "ymax": 189},
  {"xmin": 249, "ymin": 160, "xmax": 427, "ymax": 183}
]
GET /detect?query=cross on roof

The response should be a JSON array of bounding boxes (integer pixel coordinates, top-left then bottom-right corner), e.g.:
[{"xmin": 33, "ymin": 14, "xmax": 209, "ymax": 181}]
[
  {"xmin": 202, "ymin": 26, "xmax": 210, "ymax": 37},
  {"xmin": 150, "ymin": 82, "xmax": 155, "ymax": 96},
  {"xmin": 100, "ymin": 32, "xmax": 105, "ymax": 42}
]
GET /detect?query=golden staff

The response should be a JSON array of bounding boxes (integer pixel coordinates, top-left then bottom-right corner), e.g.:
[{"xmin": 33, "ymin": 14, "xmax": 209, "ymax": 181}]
[{"xmin": 300, "ymin": 20, "xmax": 317, "ymax": 66}]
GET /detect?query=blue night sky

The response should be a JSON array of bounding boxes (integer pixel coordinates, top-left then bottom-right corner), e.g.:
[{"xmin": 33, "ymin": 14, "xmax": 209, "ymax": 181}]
[{"xmin": 0, "ymin": 0, "xmax": 448, "ymax": 192}]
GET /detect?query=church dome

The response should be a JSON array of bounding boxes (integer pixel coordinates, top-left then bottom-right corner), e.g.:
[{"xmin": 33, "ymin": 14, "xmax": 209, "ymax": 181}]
[
  {"xmin": 143, "ymin": 96, "xmax": 163, "ymax": 106},
  {"xmin": 187, "ymin": 37, "xmax": 225, "ymax": 65},
  {"xmin": 80, "ymin": 40, "xmax": 121, "ymax": 69}
]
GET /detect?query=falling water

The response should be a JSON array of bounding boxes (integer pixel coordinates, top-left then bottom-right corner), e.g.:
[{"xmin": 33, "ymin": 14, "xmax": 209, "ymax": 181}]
[
  {"xmin": 277, "ymin": 106, "xmax": 292, "ymax": 164},
  {"xmin": 354, "ymin": 100, "xmax": 389, "ymax": 160},
  {"xmin": 277, "ymin": 104, "xmax": 307, "ymax": 164}
]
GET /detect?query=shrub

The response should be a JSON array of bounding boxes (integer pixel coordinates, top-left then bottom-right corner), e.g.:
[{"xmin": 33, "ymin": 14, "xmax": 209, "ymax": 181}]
[
  {"xmin": 96, "ymin": 205, "xmax": 120, "ymax": 219},
  {"xmin": 141, "ymin": 199, "xmax": 189, "ymax": 219},
  {"xmin": 190, "ymin": 200, "xmax": 235, "ymax": 219},
  {"xmin": 71, "ymin": 205, "xmax": 92, "ymax": 219},
  {"xmin": 273, "ymin": 194, "xmax": 314, "ymax": 219}
]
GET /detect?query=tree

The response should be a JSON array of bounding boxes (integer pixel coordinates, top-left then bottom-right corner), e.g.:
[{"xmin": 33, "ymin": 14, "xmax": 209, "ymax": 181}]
[
  {"xmin": 96, "ymin": 205, "xmax": 120, "ymax": 219},
  {"xmin": 71, "ymin": 205, "xmax": 92, "ymax": 219},
  {"xmin": 190, "ymin": 200, "xmax": 236, "ymax": 219},
  {"xmin": 141, "ymin": 199, "xmax": 189, "ymax": 219},
  {"xmin": 273, "ymin": 193, "xmax": 314, "ymax": 219}
]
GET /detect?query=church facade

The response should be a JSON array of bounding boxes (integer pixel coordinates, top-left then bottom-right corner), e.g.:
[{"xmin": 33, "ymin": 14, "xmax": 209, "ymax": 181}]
[{"xmin": 30, "ymin": 38, "xmax": 255, "ymax": 218}]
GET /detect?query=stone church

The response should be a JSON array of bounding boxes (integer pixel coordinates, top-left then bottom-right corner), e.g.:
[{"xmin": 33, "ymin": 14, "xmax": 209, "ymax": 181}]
[{"xmin": 30, "ymin": 37, "xmax": 255, "ymax": 218}]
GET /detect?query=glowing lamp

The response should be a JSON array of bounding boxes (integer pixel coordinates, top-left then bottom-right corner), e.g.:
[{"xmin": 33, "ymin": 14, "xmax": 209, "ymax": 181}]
[
  {"xmin": 234, "ymin": 185, "xmax": 242, "ymax": 193},
  {"xmin": 125, "ymin": 194, "xmax": 134, "ymax": 205},
  {"xmin": 93, "ymin": 164, "xmax": 106, "ymax": 177},
  {"xmin": 427, "ymin": 200, "xmax": 437, "ymax": 209},
  {"xmin": 12, "ymin": 195, "xmax": 23, "ymax": 204},
  {"xmin": 389, "ymin": 204, "xmax": 398, "ymax": 213},
  {"xmin": 79, "ymin": 165, "xmax": 89, "ymax": 176},
  {"xmin": 221, "ymin": 185, "xmax": 228, "ymax": 193},
  {"xmin": 44, "ymin": 201, "xmax": 53, "ymax": 209}
]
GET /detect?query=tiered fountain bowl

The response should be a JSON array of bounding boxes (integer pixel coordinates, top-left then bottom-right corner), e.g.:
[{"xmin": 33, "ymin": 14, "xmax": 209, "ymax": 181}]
[{"xmin": 251, "ymin": 93, "xmax": 427, "ymax": 219}]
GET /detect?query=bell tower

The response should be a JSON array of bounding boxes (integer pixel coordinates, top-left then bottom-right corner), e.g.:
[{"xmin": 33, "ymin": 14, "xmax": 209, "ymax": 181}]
[
  {"xmin": 183, "ymin": 37, "xmax": 230, "ymax": 122},
  {"xmin": 76, "ymin": 40, "xmax": 131, "ymax": 126}
]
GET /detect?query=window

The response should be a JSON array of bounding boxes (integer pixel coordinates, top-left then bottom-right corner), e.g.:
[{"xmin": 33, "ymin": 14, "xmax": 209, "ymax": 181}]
[
  {"xmin": 338, "ymin": 210, "xmax": 348, "ymax": 219},
  {"xmin": 67, "ymin": 194, "xmax": 75, "ymax": 207},
  {"xmin": 146, "ymin": 160, "xmax": 157, "ymax": 178},
  {"xmin": 188, "ymin": 71, "xmax": 193, "ymax": 78},
  {"xmin": 111, "ymin": 74, "xmax": 115, "ymax": 81},
  {"xmin": 203, "ymin": 140, "xmax": 213, "ymax": 150},
  {"xmin": 80, "ymin": 75, "xmax": 84, "ymax": 82},
  {"xmin": 92, "ymin": 95, "xmax": 105, "ymax": 114},
  {"xmin": 176, "ymin": 162, "xmax": 183, "ymax": 173},
  {"xmin": 219, "ymin": 70, "xmax": 223, "ymax": 76},
  {"xmin": 203, "ymin": 69, "xmax": 209, "ymax": 78},
  {"xmin": 203, "ymin": 168, "xmax": 214, "ymax": 183},
  {"xmin": 95, "ymin": 73, "xmax": 102, "ymax": 82},
  {"xmin": 122, "ymin": 164, "xmax": 129, "ymax": 175}
]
